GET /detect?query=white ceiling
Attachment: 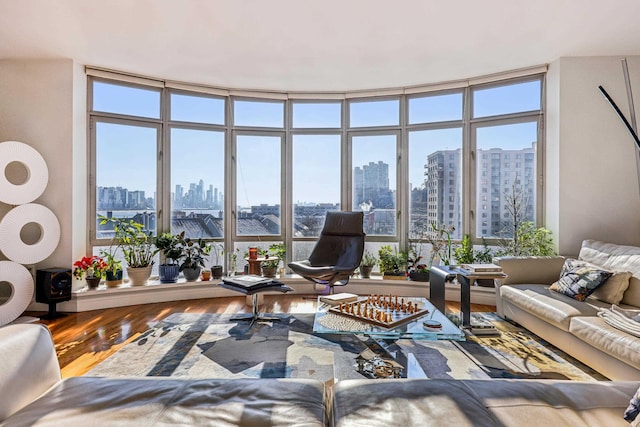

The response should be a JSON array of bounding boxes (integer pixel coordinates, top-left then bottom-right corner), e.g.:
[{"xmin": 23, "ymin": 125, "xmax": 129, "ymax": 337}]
[{"xmin": 2, "ymin": 0, "xmax": 640, "ymax": 92}]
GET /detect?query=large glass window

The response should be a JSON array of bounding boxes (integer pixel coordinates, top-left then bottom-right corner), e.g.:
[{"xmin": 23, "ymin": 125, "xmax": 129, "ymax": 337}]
[
  {"xmin": 93, "ymin": 81, "xmax": 161, "ymax": 118},
  {"xmin": 235, "ymin": 134, "xmax": 282, "ymax": 236},
  {"xmin": 292, "ymin": 102, "xmax": 341, "ymax": 128},
  {"xmin": 170, "ymin": 128, "xmax": 225, "ymax": 237},
  {"xmin": 408, "ymin": 92, "xmax": 463, "ymax": 124},
  {"xmin": 352, "ymin": 134, "xmax": 398, "ymax": 236},
  {"xmin": 89, "ymin": 72, "xmax": 544, "ymax": 275},
  {"xmin": 473, "ymin": 80, "xmax": 541, "ymax": 118},
  {"xmin": 170, "ymin": 93, "xmax": 225, "ymax": 125},
  {"xmin": 408, "ymin": 128, "xmax": 463, "ymax": 240},
  {"xmin": 292, "ymin": 134, "xmax": 341, "ymax": 237},
  {"xmin": 234, "ymin": 100, "xmax": 284, "ymax": 128},
  {"xmin": 94, "ymin": 121, "xmax": 158, "ymax": 238},
  {"xmin": 474, "ymin": 121, "xmax": 538, "ymax": 238},
  {"xmin": 349, "ymin": 99, "xmax": 400, "ymax": 128}
]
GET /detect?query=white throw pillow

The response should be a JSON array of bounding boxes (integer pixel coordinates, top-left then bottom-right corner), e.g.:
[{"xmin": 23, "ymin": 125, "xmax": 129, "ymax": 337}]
[{"xmin": 589, "ymin": 271, "xmax": 632, "ymax": 305}]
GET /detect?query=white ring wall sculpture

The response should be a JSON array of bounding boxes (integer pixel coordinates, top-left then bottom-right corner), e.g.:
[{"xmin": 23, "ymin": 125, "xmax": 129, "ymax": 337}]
[{"xmin": 0, "ymin": 141, "xmax": 60, "ymax": 326}]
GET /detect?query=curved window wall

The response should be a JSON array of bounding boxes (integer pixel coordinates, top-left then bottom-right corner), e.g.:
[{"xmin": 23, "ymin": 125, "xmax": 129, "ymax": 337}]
[{"xmin": 88, "ymin": 70, "xmax": 544, "ymax": 275}]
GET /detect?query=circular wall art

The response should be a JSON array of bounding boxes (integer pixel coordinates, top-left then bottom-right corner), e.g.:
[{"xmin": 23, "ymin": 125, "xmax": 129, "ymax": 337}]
[
  {"xmin": 0, "ymin": 203, "xmax": 60, "ymax": 265},
  {"xmin": 0, "ymin": 261, "xmax": 34, "ymax": 326},
  {"xmin": 0, "ymin": 140, "xmax": 49, "ymax": 205}
]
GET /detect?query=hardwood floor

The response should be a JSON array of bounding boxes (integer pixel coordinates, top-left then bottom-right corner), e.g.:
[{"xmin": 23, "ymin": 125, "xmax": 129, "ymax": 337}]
[{"xmin": 25, "ymin": 295, "xmax": 495, "ymax": 378}]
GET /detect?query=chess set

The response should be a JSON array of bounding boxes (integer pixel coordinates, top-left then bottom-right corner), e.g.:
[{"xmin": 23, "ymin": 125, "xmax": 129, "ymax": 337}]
[{"xmin": 328, "ymin": 294, "xmax": 429, "ymax": 329}]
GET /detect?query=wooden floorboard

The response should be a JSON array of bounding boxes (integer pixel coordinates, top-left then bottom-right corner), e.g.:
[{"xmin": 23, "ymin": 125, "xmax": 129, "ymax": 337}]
[{"xmin": 25, "ymin": 295, "xmax": 495, "ymax": 377}]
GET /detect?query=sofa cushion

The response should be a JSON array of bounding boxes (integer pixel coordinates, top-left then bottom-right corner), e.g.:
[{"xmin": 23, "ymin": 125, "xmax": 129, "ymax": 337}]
[
  {"xmin": 580, "ymin": 240, "xmax": 640, "ymax": 307},
  {"xmin": 501, "ymin": 284, "xmax": 607, "ymax": 331},
  {"xmin": 550, "ymin": 259, "xmax": 613, "ymax": 301},
  {"xmin": 332, "ymin": 378, "xmax": 639, "ymax": 427},
  {"xmin": 569, "ymin": 316, "xmax": 640, "ymax": 371},
  {"xmin": 332, "ymin": 378, "xmax": 501, "ymax": 426},
  {"xmin": 590, "ymin": 271, "xmax": 632, "ymax": 305},
  {"xmin": 5, "ymin": 377, "xmax": 326, "ymax": 426}
]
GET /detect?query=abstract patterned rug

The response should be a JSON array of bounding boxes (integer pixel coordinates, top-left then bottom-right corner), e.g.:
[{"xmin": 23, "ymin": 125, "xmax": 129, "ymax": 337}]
[{"xmin": 86, "ymin": 312, "xmax": 606, "ymax": 382}]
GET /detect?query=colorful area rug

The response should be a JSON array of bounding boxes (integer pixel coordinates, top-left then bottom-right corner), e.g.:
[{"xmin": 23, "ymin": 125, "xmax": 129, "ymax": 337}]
[{"xmin": 86, "ymin": 312, "xmax": 606, "ymax": 382}]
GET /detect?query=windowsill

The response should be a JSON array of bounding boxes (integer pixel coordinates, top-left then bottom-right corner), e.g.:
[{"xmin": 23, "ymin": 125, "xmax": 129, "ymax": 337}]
[{"xmin": 27, "ymin": 275, "xmax": 495, "ymax": 313}]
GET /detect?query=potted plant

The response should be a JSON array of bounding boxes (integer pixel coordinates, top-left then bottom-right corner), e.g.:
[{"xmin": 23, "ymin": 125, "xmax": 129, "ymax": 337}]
[
  {"xmin": 359, "ymin": 250, "xmax": 377, "ymax": 278},
  {"xmin": 228, "ymin": 248, "xmax": 240, "ymax": 276},
  {"xmin": 99, "ymin": 249, "xmax": 123, "ymax": 288},
  {"xmin": 407, "ymin": 242, "xmax": 429, "ymax": 282},
  {"xmin": 269, "ymin": 242, "xmax": 287, "ymax": 276},
  {"xmin": 258, "ymin": 247, "xmax": 279, "ymax": 278},
  {"xmin": 154, "ymin": 232, "xmax": 182, "ymax": 283},
  {"xmin": 426, "ymin": 223, "xmax": 455, "ymax": 266},
  {"xmin": 210, "ymin": 242, "xmax": 224, "ymax": 279},
  {"xmin": 99, "ymin": 216, "xmax": 158, "ymax": 286},
  {"xmin": 73, "ymin": 255, "xmax": 108, "ymax": 289},
  {"xmin": 378, "ymin": 245, "xmax": 407, "ymax": 280},
  {"xmin": 178, "ymin": 234, "xmax": 211, "ymax": 281}
]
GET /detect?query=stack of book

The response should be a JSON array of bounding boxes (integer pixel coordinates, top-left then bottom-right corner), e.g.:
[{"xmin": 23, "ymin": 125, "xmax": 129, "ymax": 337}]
[
  {"xmin": 221, "ymin": 275, "xmax": 283, "ymax": 291},
  {"xmin": 458, "ymin": 263, "xmax": 503, "ymax": 276},
  {"xmin": 319, "ymin": 292, "xmax": 359, "ymax": 306}
]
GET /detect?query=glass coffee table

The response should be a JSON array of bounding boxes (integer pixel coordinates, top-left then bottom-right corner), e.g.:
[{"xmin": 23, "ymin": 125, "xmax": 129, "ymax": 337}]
[{"xmin": 313, "ymin": 296, "xmax": 464, "ymax": 378}]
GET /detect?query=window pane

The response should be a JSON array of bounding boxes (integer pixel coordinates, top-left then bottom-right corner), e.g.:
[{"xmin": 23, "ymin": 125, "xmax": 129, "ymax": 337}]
[
  {"xmin": 292, "ymin": 102, "xmax": 341, "ymax": 128},
  {"xmin": 473, "ymin": 80, "xmax": 541, "ymax": 118},
  {"xmin": 92, "ymin": 81, "xmax": 160, "ymax": 118},
  {"xmin": 292, "ymin": 135, "xmax": 341, "ymax": 236},
  {"xmin": 475, "ymin": 122, "xmax": 537, "ymax": 238},
  {"xmin": 170, "ymin": 93, "xmax": 225, "ymax": 124},
  {"xmin": 170, "ymin": 129, "xmax": 225, "ymax": 238},
  {"xmin": 408, "ymin": 92, "xmax": 463, "ymax": 124},
  {"xmin": 352, "ymin": 134, "xmax": 397, "ymax": 236},
  {"xmin": 408, "ymin": 128, "xmax": 462, "ymax": 241},
  {"xmin": 236, "ymin": 135, "xmax": 281, "ymax": 235},
  {"xmin": 234, "ymin": 100, "xmax": 284, "ymax": 127},
  {"xmin": 349, "ymin": 99, "xmax": 399, "ymax": 127},
  {"xmin": 95, "ymin": 122, "xmax": 157, "ymax": 238}
]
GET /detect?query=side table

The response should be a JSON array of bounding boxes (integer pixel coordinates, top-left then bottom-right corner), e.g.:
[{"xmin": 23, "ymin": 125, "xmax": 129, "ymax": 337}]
[
  {"xmin": 218, "ymin": 280, "xmax": 292, "ymax": 327},
  {"xmin": 429, "ymin": 265, "xmax": 506, "ymax": 331}
]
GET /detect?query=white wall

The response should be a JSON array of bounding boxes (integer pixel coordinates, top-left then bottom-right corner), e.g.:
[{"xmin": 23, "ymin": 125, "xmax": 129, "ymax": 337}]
[
  {"xmin": 546, "ymin": 56, "xmax": 640, "ymax": 256},
  {"xmin": 0, "ymin": 59, "xmax": 87, "ymax": 297}
]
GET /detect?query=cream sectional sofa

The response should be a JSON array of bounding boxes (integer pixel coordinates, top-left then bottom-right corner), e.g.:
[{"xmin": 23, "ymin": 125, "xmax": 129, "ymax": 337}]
[
  {"xmin": 495, "ymin": 239, "xmax": 640, "ymax": 381},
  {"xmin": 2, "ymin": 322, "xmax": 639, "ymax": 426}
]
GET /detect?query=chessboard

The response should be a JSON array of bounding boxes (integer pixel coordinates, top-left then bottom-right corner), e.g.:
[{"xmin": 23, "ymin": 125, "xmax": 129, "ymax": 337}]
[{"xmin": 328, "ymin": 294, "xmax": 429, "ymax": 329}]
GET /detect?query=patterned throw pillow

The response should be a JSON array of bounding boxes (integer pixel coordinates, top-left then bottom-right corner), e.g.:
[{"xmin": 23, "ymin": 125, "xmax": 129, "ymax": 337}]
[
  {"xmin": 624, "ymin": 385, "xmax": 640, "ymax": 422},
  {"xmin": 550, "ymin": 258, "xmax": 613, "ymax": 301}
]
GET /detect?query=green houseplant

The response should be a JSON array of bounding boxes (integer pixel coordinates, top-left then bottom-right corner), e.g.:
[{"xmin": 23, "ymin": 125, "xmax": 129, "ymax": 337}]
[
  {"xmin": 210, "ymin": 242, "xmax": 224, "ymax": 279},
  {"xmin": 269, "ymin": 242, "xmax": 287, "ymax": 276},
  {"xmin": 154, "ymin": 232, "xmax": 182, "ymax": 283},
  {"xmin": 100, "ymin": 216, "xmax": 158, "ymax": 286},
  {"xmin": 258, "ymin": 246, "xmax": 280, "ymax": 278},
  {"xmin": 359, "ymin": 250, "xmax": 377, "ymax": 279},
  {"xmin": 378, "ymin": 245, "xmax": 407, "ymax": 280},
  {"xmin": 99, "ymin": 249, "xmax": 123, "ymax": 288},
  {"xmin": 407, "ymin": 242, "xmax": 429, "ymax": 282},
  {"xmin": 177, "ymin": 233, "xmax": 212, "ymax": 281}
]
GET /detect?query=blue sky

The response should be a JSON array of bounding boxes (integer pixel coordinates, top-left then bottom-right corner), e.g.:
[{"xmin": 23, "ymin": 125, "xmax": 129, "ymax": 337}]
[{"xmin": 94, "ymin": 79, "xmax": 540, "ymax": 206}]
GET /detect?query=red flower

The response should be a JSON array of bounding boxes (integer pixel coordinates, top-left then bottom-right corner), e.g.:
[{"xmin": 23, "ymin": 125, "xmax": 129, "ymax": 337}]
[{"xmin": 73, "ymin": 256, "xmax": 108, "ymax": 280}]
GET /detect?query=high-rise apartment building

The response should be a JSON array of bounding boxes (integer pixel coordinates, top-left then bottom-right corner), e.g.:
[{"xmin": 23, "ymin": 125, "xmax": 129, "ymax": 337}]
[{"xmin": 421, "ymin": 143, "xmax": 535, "ymax": 238}]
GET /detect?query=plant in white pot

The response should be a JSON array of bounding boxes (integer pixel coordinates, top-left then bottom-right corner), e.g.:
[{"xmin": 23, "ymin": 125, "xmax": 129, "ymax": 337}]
[
  {"xmin": 100, "ymin": 216, "xmax": 158, "ymax": 286},
  {"xmin": 154, "ymin": 232, "xmax": 182, "ymax": 283}
]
